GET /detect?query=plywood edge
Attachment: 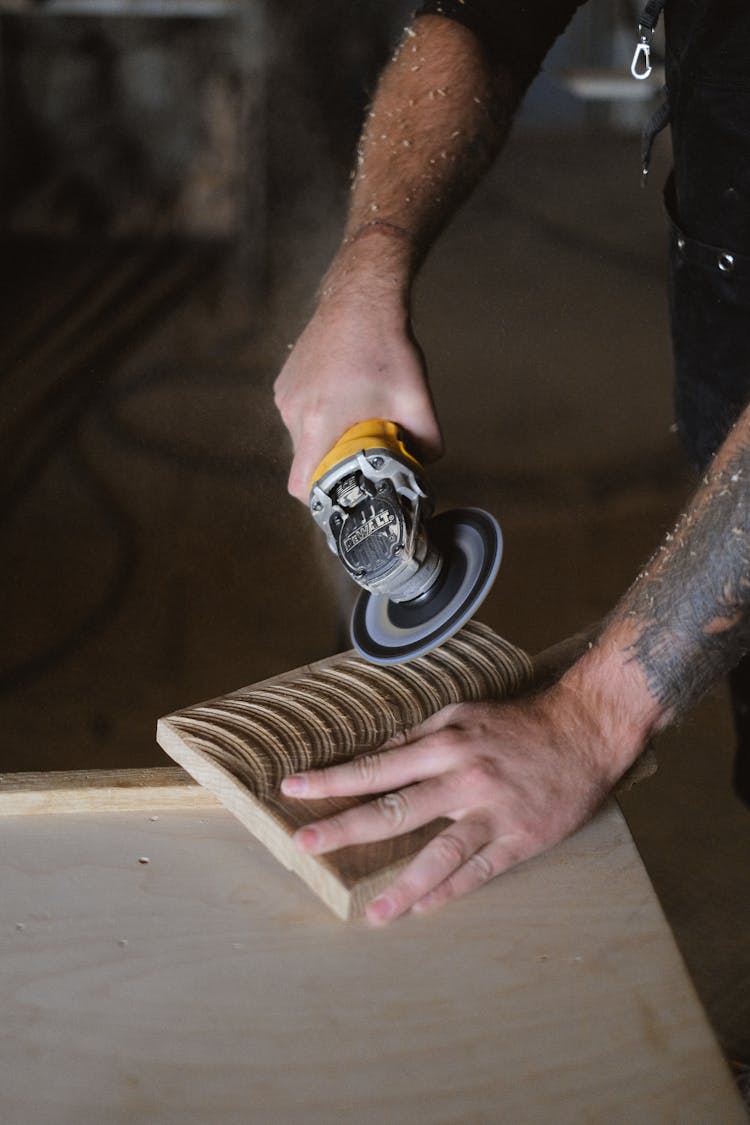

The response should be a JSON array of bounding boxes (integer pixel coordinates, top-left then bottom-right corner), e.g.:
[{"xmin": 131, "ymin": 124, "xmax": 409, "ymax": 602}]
[
  {"xmin": 0, "ymin": 764, "xmax": 219, "ymax": 816},
  {"xmin": 157, "ymin": 718, "xmax": 356, "ymax": 920}
]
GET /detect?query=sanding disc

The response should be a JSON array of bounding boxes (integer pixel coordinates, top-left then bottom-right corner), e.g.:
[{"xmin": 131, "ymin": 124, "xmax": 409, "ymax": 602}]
[{"xmin": 351, "ymin": 508, "xmax": 502, "ymax": 665}]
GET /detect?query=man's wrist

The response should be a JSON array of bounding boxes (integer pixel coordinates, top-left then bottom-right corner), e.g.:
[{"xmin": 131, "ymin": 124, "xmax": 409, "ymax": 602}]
[
  {"xmin": 317, "ymin": 230, "xmax": 416, "ymax": 313},
  {"xmin": 551, "ymin": 627, "xmax": 666, "ymax": 784},
  {"xmin": 344, "ymin": 219, "xmax": 414, "ymax": 247}
]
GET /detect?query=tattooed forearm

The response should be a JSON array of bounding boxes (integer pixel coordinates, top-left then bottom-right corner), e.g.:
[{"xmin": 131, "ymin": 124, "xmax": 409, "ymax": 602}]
[{"xmin": 615, "ymin": 413, "xmax": 750, "ymax": 719}]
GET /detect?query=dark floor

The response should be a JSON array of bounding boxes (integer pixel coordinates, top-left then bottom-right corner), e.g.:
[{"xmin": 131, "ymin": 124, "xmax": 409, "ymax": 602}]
[{"xmin": 2, "ymin": 130, "xmax": 749, "ymax": 1070}]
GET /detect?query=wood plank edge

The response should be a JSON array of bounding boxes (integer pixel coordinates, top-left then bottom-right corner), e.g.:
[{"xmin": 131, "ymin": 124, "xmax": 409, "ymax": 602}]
[{"xmin": 0, "ymin": 765, "xmax": 219, "ymax": 816}]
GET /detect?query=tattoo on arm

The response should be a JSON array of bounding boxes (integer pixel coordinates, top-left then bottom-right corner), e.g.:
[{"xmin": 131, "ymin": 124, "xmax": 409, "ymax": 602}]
[{"xmin": 617, "ymin": 422, "xmax": 750, "ymax": 718}]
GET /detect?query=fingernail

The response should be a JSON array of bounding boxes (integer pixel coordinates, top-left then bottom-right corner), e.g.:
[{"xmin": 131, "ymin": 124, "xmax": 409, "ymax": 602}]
[
  {"xmin": 412, "ymin": 893, "xmax": 436, "ymax": 914},
  {"xmin": 281, "ymin": 775, "xmax": 306, "ymax": 796},
  {"xmin": 295, "ymin": 826, "xmax": 320, "ymax": 852},
  {"xmin": 366, "ymin": 895, "xmax": 394, "ymax": 925}
]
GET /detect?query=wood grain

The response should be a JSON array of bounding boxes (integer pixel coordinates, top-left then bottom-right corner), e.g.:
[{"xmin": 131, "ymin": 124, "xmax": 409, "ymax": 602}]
[
  {"xmin": 0, "ymin": 802, "xmax": 744, "ymax": 1122},
  {"xmin": 157, "ymin": 620, "xmax": 533, "ymax": 919},
  {"xmin": 0, "ymin": 767, "xmax": 217, "ymax": 816}
]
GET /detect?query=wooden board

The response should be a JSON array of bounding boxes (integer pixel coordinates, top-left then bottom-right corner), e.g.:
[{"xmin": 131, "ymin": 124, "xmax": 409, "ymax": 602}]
[
  {"xmin": 0, "ymin": 801, "xmax": 744, "ymax": 1123},
  {"xmin": 156, "ymin": 620, "xmax": 534, "ymax": 919},
  {"xmin": 0, "ymin": 767, "xmax": 217, "ymax": 816}
]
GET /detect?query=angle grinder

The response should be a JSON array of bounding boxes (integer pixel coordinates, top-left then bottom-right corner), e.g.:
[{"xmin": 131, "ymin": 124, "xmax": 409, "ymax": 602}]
[{"xmin": 309, "ymin": 419, "xmax": 502, "ymax": 665}]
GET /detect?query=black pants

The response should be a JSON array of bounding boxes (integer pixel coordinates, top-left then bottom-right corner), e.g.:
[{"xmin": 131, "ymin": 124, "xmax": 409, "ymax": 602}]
[{"xmin": 665, "ymin": 0, "xmax": 750, "ymax": 803}]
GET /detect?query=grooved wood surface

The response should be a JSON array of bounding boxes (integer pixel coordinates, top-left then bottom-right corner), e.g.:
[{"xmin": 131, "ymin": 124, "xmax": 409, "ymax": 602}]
[{"xmin": 157, "ymin": 621, "xmax": 533, "ymax": 918}]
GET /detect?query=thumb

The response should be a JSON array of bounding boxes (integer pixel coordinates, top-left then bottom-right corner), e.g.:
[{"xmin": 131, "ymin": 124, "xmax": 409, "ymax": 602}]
[
  {"xmin": 287, "ymin": 429, "xmax": 327, "ymax": 504},
  {"xmin": 287, "ymin": 456, "xmax": 312, "ymax": 504},
  {"xmin": 397, "ymin": 401, "xmax": 444, "ymax": 467}
]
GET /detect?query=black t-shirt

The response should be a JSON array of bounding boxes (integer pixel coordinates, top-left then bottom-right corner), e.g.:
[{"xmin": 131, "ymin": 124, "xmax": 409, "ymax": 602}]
[{"xmin": 415, "ymin": 0, "xmax": 587, "ymax": 90}]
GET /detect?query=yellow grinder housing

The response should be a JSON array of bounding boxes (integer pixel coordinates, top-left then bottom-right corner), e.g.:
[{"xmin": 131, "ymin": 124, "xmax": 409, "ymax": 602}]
[{"xmin": 309, "ymin": 419, "xmax": 423, "ymax": 493}]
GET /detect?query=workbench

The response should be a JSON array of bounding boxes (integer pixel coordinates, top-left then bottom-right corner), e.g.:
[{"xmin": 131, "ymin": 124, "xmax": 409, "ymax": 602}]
[{"xmin": 0, "ymin": 769, "xmax": 744, "ymax": 1122}]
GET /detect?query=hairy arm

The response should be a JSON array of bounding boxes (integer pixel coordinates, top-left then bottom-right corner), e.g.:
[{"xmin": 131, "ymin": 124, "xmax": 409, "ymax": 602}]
[
  {"xmin": 610, "ymin": 403, "xmax": 750, "ymax": 718},
  {"xmin": 340, "ymin": 16, "xmax": 516, "ymax": 270},
  {"xmin": 274, "ymin": 15, "xmax": 517, "ymax": 499},
  {"xmin": 338, "ymin": 0, "xmax": 587, "ymax": 264},
  {"xmin": 281, "ymin": 406, "xmax": 750, "ymax": 922}
]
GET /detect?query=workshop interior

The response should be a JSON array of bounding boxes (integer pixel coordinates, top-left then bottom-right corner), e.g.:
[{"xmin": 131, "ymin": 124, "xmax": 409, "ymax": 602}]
[{"xmin": 1, "ymin": 0, "xmax": 748, "ymax": 1080}]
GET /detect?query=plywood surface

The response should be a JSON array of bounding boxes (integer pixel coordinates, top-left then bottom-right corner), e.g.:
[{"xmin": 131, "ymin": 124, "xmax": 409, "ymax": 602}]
[
  {"xmin": 0, "ymin": 801, "xmax": 743, "ymax": 1124},
  {"xmin": 157, "ymin": 620, "xmax": 534, "ymax": 918}
]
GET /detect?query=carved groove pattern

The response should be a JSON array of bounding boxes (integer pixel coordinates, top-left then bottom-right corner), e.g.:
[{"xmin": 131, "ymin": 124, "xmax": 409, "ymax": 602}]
[{"xmin": 169, "ymin": 621, "xmax": 533, "ymax": 799}]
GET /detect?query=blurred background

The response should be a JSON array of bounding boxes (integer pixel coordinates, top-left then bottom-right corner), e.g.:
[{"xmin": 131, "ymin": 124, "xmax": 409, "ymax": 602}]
[{"xmin": 1, "ymin": 0, "xmax": 748, "ymax": 1075}]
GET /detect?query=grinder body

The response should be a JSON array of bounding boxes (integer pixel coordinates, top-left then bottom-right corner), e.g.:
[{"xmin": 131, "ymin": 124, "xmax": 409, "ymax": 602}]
[{"xmin": 309, "ymin": 420, "xmax": 502, "ymax": 665}]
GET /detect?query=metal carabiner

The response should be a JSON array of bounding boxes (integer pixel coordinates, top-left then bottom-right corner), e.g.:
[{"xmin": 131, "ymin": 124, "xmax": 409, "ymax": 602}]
[{"xmin": 631, "ymin": 30, "xmax": 653, "ymax": 80}]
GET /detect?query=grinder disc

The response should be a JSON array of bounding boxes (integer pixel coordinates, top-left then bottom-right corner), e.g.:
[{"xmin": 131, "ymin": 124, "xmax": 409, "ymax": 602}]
[{"xmin": 351, "ymin": 508, "xmax": 502, "ymax": 665}]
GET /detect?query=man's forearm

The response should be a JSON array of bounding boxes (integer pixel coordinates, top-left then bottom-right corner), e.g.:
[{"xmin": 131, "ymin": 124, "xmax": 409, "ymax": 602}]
[
  {"xmin": 563, "ymin": 402, "xmax": 750, "ymax": 758},
  {"xmin": 322, "ymin": 16, "xmax": 519, "ymax": 303},
  {"xmin": 620, "ymin": 404, "xmax": 750, "ymax": 717}
]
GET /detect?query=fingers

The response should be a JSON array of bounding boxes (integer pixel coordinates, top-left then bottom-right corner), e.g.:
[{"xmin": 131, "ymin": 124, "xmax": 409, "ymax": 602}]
[
  {"xmin": 411, "ymin": 837, "xmax": 524, "ymax": 917},
  {"xmin": 365, "ymin": 817, "xmax": 492, "ymax": 924},
  {"xmin": 399, "ymin": 393, "xmax": 444, "ymax": 465},
  {"xmin": 414, "ymin": 421, "xmax": 444, "ymax": 464},
  {"xmin": 368, "ymin": 834, "xmax": 528, "ymax": 925},
  {"xmin": 281, "ymin": 733, "xmax": 454, "ymax": 799},
  {"xmin": 380, "ymin": 703, "xmax": 469, "ymax": 751},
  {"xmin": 287, "ymin": 458, "xmax": 313, "ymax": 504},
  {"xmin": 292, "ymin": 776, "xmax": 455, "ymax": 855},
  {"xmin": 288, "ymin": 425, "xmax": 332, "ymax": 503}
]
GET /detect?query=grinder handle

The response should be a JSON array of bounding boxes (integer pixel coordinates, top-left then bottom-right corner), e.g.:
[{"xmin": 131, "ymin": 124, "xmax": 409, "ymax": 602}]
[{"xmin": 309, "ymin": 418, "xmax": 424, "ymax": 492}]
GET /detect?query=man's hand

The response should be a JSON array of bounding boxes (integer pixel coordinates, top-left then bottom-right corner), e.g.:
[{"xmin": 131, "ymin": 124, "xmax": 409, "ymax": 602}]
[
  {"xmin": 281, "ymin": 674, "xmax": 648, "ymax": 924},
  {"xmin": 272, "ymin": 15, "xmax": 512, "ymax": 504},
  {"xmin": 273, "ymin": 263, "xmax": 443, "ymax": 503}
]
